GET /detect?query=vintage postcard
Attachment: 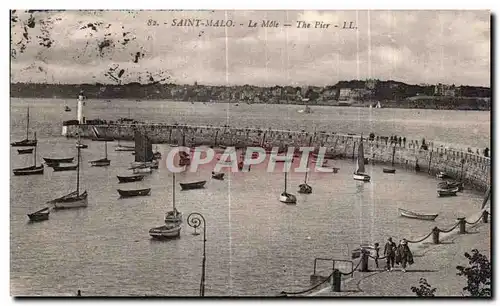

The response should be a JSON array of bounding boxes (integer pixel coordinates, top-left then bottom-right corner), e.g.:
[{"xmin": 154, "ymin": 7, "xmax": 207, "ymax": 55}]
[{"xmin": 10, "ymin": 10, "xmax": 491, "ymax": 297}]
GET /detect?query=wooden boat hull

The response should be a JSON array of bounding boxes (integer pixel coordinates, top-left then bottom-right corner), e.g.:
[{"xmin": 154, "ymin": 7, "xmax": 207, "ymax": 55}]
[
  {"xmin": 13, "ymin": 165, "xmax": 44, "ymax": 176},
  {"xmin": 52, "ymin": 165, "xmax": 77, "ymax": 171},
  {"xmin": 383, "ymin": 168, "xmax": 396, "ymax": 174},
  {"xmin": 180, "ymin": 181, "xmax": 206, "ymax": 190},
  {"xmin": 149, "ymin": 224, "xmax": 181, "ymax": 239},
  {"xmin": 90, "ymin": 159, "xmax": 111, "ymax": 167},
  {"xmin": 353, "ymin": 173, "xmax": 371, "ymax": 182},
  {"xmin": 44, "ymin": 157, "xmax": 74, "ymax": 164},
  {"xmin": 115, "ymin": 146, "xmax": 135, "ymax": 152},
  {"xmin": 117, "ymin": 175, "xmax": 145, "ymax": 183},
  {"xmin": 298, "ymin": 184, "xmax": 312, "ymax": 194},
  {"xmin": 117, "ymin": 188, "xmax": 151, "ymax": 197},
  {"xmin": 438, "ymin": 181, "xmax": 463, "ymax": 192},
  {"xmin": 279, "ymin": 193, "xmax": 297, "ymax": 204},
  {"xmin": 212, "ymin": 173, "xmax": 225, "ymax": 180},
  {"xmin": 27, "ymin": 207, "xmax": 50, "ymax": 222},
  {"xmin": 437, "ymin": 188, "xmax": 458, "ymax": 197},
  {"xmin": 11, "ymin": 139, "xmax": 37, "ymax": 147},
  {"xmin": 76, "ymin": 144, "xmax": 88, "ymax": 149},
  {"xmin": 52, "ymin": 191, "xmax": 88, "ymax": 209},
  {"xmin": 18, "ymin": 148, "xmax": 33, "ymax": 154},
  {"xmin": 399, "ymin": 208, "xmax": 438, "ymax": 221}
]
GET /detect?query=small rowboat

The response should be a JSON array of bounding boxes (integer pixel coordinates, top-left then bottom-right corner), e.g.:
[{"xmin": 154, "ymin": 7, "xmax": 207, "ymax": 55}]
[
  {"xmin": 180, "ymin": 181, "xmax": 206, "ymax": 190},
  {"xmin": 18, "ymin": 148, "xmax": 33, "ymax": 154},
  {"xmin": 52, "ymin": 164, "xmax": 78, "ymax": 172},
  {"xmin": 212, "ymin": 172, "xmax": 224, "ymax": 180},
  {"xmin": 438, "ymin": 188, "xmax": 458, "ymax": 197},
  {"xmin": 298, "ymin": 183, "xmax": 312, "ymax": 194},
  {"xmin": 383, "ymin": 168, "xmax": 396, "ymax": 173},
  {"xmin": 13, "ymin": 165, "xmax": 44, "ymax": 176},
  {"xmin": 436, "ymin": 171, "xmax": 450, "ymax": 179},
  {"xmin": 115, "ymin": 145, "xmax": 135, "ymax": 152},
  {"xmin": 11, "ymin": 139, "xmax": 37, "ymax": 147},
  {"xmin": 90, "ymin": 158, "xmax": 110, "ymax": 167},
  {"xmin": 149, "ymin": 224, "xmax": 181, "ymax": 240},
  {"xmin": 438, "ymin": 181, "xmax": 463, "ymax": 191},
  {"xmin": 76, "ymin": 143, "xmax": 88, "ymax": 149},
  {"xmin": 117, "ymin": 188, "xmax": 151, "ymax": 197},
  {"xmin": 399, "ymin": 208, "xmax": 438, "ymax": 221},
  {"xmin": 117, "ymin": 175, "xmax": 145, "ymax": 183},
  {"xmin": 353, "ymin": 173, "xmax": 371, "ymax": 182},
  {"xmin": 27, "ymin": 207, "xmax": 50, "ymax": 222},
  {"xmin": 44, "ymin": 157, "xmax": 74, "ymax": 164},
  {"xmin": 279, "ymin": 192, "xmax": 297, "ymax": 204}
]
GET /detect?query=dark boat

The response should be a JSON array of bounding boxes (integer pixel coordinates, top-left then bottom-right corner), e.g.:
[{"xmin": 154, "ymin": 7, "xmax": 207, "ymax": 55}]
[
  {"xmin": 13, "ymin": 165, "xmax": 44, "ymax": 176},
  {"xmin": 211, "ymin": 172, "xmax": 224, "ymax": 180},
  {"xmin": 92, "ymin": 137, "xmax": 114, "ymax": 142},
  {"xmin": 117, "ymin": 174, "xmax": 145, "ymax": 183},
  {"xmin": 280, "ymin": 172, "xmax": 297, "ymax": 204},
  {"xmin": 27, "ymin": 207, "xmax": 50, "ymax": 222},
  {"xmin": 13, "ymin": 133, "xmax": 44, "ymax": 176},
  {"xmin": 11, "ymin": 107, "xmax": 38, "ymax": 147},
  {"xmin": 18, "ymin": 148, "xmax": 33, "ymax": 154},
  {"xmin": 64, "ymin": 106, "xmax": 71, "ymax": 112},
  {"xmin": 90, "ymin": 141, "xmax": 110, "ymax": 167},
  {"xmin": 52, "ymin": 164, "xmax": 78, "ymax": 172},
  {"xmin": 437, "ymin": 188, "xmax": 459, "ymax": 197},
  {"xmin": 399, "ymin": 208, "xmax": 438, "ymax": 221},
  {"xmin": 180, "ymin": 181, "xmax": 206, "ymax": 190},
  {"xmin": 438, "ymin": 181, "xmax": 463, "ymax": 191},
  {"xmin": 383, "ymin": 168, "xmax": 396, "ymax": 173},
  {"xmin": 298, "ymin": 152, "xmax": 312, "ymax": 194},
  {"xmin": 43, "ymin": 157, "xmax": 74, "ymax": 164},
  {"xmin": 117, "ymin": 188, "xmax": 151, "ymax": 197}
]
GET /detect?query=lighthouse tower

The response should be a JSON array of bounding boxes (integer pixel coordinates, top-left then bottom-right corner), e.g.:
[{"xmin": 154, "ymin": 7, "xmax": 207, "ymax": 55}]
[{"xmin": 77, "ymin": 91, "xmax": 86, "ymax": 124}]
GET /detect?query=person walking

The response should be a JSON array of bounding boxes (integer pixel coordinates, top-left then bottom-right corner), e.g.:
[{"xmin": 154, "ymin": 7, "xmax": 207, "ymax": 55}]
[
  {"xmin": 398, "ymin": 239, "xmax": 414, "ymax": 272},
  {"xmin": 383, "ymin": 237, "xmax": 396, "ymax": 271}
]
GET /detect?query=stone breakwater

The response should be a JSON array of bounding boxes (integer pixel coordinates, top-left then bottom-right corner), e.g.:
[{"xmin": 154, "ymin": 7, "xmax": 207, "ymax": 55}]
[{"xmin": 64, "ymin": 123, "xmax": 491, "ymax": 191}]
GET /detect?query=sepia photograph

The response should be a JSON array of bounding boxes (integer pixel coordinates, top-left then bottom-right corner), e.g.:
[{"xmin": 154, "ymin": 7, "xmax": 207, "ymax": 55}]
[{"xmin": 9, "ymin": 9, "xmax": 491, "ymax": 297}]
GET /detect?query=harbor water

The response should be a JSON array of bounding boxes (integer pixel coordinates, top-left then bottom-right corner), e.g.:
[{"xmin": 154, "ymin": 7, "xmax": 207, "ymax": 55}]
[{"xmin": 10, "ymin": 98, "xmax": 489, "ymax": 296}]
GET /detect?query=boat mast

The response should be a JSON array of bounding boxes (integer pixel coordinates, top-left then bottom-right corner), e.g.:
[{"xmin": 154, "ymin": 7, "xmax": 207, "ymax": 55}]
[
  {"xmin": 172, "ymin": 173, "xmax": 176, "ymax": 212},
  {"xmin": 33, "ymin": 132, "xmax": 37, "ymax": 166},
  {"xmin": 284, "ymin": 171, "xmax": 287, "ymax": 193},
  {"xmin": 26, "ymin": 107, "xmax": 30, "ymax": 140},
  {"xmin": 76, "ymin": 146, "xmax": 80, "ymax": 194},
  {"xmin": 105, "ymin": 140, "xmax": 108, "ymax": 159},
  {"xmin": 391, "ymin": 145, "xmax": 396, "ymax": 166}
]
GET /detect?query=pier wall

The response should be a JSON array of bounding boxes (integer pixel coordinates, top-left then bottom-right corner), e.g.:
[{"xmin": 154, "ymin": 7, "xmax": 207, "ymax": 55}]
[{"xmin": 65, "ymin": 123, "xmax": 491, "ymax": 191}]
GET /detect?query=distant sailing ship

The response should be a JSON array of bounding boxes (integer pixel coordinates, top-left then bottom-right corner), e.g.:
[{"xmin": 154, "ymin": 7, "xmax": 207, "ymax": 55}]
[{"xmin": 11, "ymin": 107, "xmax": 37, "ymax": 147}]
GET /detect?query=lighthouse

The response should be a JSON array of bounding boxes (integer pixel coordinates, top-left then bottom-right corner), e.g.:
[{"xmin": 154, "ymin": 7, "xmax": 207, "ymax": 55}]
[{"xmin": 77, "ymin": 90, "xmax": 86, "ymax": 124}]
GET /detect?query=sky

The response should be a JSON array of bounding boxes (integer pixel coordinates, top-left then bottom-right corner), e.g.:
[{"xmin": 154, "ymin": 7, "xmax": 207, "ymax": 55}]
[{"xmin": 10, "ymin": 10, "xmax": 491, "ymax": 87}]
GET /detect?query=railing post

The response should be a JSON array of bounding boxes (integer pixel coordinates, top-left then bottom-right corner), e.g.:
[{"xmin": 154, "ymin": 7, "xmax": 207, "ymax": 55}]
[
  {"xmin": 331, "ymin": 269, "xmax": 341, "ymax": 292},
  {"xmin": 432, "ymin": 227, "xmax": 440, "ymax": 244},
  {"xmin": 359, "ymin": 248, "xmax": 369, "ymax": 272},
  {"xmin": 457, "ymin": 217, "xmax": 466, "ymax": 234},
  {"xmin": 482, "ymin": 210, "xmax": 489, "ymax": 223}
]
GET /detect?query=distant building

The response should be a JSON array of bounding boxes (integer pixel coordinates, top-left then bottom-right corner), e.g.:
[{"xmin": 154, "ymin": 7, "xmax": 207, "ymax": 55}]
[
  {"xmin": 338, "ymin": 88, "xmax": 352, "ymax": 101},
  {"xmin": 434, "ymin": 83, "xmax": 459, "ymax": 96}
]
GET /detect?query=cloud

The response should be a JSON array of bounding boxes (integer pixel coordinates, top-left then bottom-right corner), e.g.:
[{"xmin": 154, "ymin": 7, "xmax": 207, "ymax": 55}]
[{"xmin": 10, "ymin": 10, "xmax": 490, "ymax": 86}]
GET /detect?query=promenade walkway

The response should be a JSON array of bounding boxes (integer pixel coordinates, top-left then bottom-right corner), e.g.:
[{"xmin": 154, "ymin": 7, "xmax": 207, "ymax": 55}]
[{"xmin": 310, "ymin": 220, "xmax": 491, "ymax": 297}]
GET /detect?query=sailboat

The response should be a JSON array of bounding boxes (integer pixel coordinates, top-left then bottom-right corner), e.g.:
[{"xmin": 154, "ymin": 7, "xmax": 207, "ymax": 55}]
[
  {"xmin": 89, "ymin": 140, "xmax": 110, "ymax": 167},
  {"xmin": 353, "ymin": 136, "xmax": 371, "ymax": 182},
  {"xmin": 11, "ymin": 107, "xmax": 37, "ymax": 147},
  {"xmin": 383, "ymin": 146, "xmax": 396, "ymax": 174},
  {"xmin": 49, "ymin": 146, "xmax": 88, "ymax": 209},
  {"xmin": 130, "ymin": 130, "xmax": 154, "ymax": 173},
  {"xmin": 13, "ymin": 133, "xmax": 44, "ymax": 176},
  {"xmin": 298, "ymin": 139, "xmax": 312, "ymax": 194},
  {"xmin": 279, "ymin": 171, "xmax": 297, "ymax": 204},
  {"xmin": 164, "ymin": 173, "xmax": 182, "ymax": 223},
  {"xmin": 375, "ymin": 101, "xmax": 382, "ymax": 108}
]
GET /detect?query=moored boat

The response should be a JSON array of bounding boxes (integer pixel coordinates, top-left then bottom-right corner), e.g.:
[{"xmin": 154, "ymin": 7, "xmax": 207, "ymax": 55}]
[
  {"xmin": 437, "ymin": 188, "xmax": 458, "ymax": 197},
  {"xmin": 438, "ymin": 181, "xmax": 463, "ymax": 191},
  {"xmin": 180, "ymin": 181, "xmax": 206, "ymax": 190},
  {"xmin": 383, "ymin": 168, "xmax": 396, "ymax": 174},
  {"xmin": 211, "ymin": 172, "xmax": 224, "ymax": 180},
  {"xmin": 27, "ymin": 207, "xmax": 50, "ymax": 222},
  {"xmin": 18, "ymin": 148, "xmax": 33, "ymax": 154},
  {"xmin": 280, "ymin": 171, "xmax": 296, "ymax": 204},
  {"xmin": 115, "ymin": 145, "xmax": 135, "ymax": 152},
  {"xmin": 11, "ymin": 107, "xmax": 37, "ymax": 147},
  {"xmin": 49, "ymin": 146, "xmax": 88, "ymax": 209},
  {"xmin": 149, "ymin": 224, "xmax": 181, "ymax": 240},
  {"xmin": 398, "ymin": 208, "xmax": 438, "ymax": 221},
  {"xmin": 436, "ymin": 171, "xmax": 450, "ymax": 179},
  {"xmin": 165, "ymin": 173, "xmax": 182, "ymax": 224},
  {"xmin": 133, "ymin": 166, "xmax": 152, "ymax": 174},
  {"xmin": 117, "ymin": 174, "xmax": 145, "ymax": 183},
  {"xmin": 117, "ymin": 188, "xmax": 151, "ymax": 197},
  {"xmin": 76, "ymin": 143, "xmax": 88, "ymax": 149},
  {"xmin": 52, "ymin": 164, "xmax": 78, "ymax": 172},
  {"xmin": 64, "ymin": 106, "xmax": 71, "ymax": 112},
  {"xmin": 43, "ymin": 157, "xmax": 74, "ymax": 164},
  {"xmin": 90, "ymin": 141, "xmax": 110, "ymax": 167},
  {"xmin": 13, "ymin": 165, "xmax": 44, "ymax": 176}
]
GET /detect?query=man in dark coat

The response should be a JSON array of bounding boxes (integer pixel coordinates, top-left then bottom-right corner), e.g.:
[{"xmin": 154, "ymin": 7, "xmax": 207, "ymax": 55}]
[
  {"xmin": 383, "ymin": 237, "xmax": 397, "ymax": 271},
  {"xmin": 398, "ymin": 239, "xmax": 414, "ymax": 272}
]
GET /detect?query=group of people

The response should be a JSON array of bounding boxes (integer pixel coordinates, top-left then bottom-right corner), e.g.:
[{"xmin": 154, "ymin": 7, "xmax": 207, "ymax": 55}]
[{"xmin": 373, "ymin": 237, "xmax": 414, "ymax": 272}]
